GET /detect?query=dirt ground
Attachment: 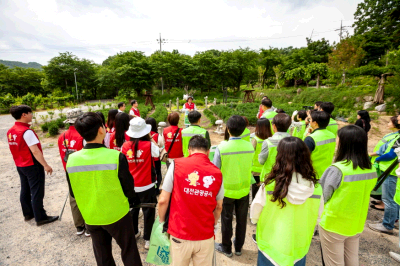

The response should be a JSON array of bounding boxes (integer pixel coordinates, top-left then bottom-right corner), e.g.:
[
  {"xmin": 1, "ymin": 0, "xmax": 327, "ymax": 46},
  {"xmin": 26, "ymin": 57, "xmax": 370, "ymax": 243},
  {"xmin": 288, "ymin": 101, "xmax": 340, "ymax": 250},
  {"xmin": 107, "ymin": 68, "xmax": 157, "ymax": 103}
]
[{"xmin": 1, "ymin": 110, "xmax": 400, "ymax": 266}]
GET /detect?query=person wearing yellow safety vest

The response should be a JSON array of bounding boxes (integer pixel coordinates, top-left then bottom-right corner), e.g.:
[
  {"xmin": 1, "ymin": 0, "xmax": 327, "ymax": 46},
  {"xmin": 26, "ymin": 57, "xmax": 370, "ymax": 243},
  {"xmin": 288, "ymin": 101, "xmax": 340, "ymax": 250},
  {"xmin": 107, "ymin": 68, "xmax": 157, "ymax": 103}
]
[
  {"xmin": 319, "ymin": 125, "xmax": 377, "ymax": 266},
  {"xmin": 66, "ymin": 112, "xmax": 143, "ymax": 266},
  {"xmin": 368, "ymin": 116, "xmax": 400, "ymax": 234},
  {"xmin": 240, "ymin": 116, "xmax": 251, "ymax": 141},
  {"xmin": 258, "ymin": 114, "xmax": 292, "ymax": 182},
  {"xmin": 387, "ymin": 113, "xmax": 400, "ymax": 263},
  {"xmin": 319, "ymin": 102, "xmax": 338, "ymax": 137},
  {"xmin": 181, "ymin": 111, "xmax": 211, "ymax": 157},
  {"xmin": 213, "ymin": 115, "xmax": 254, "ymax": 257},
  {"xmin": 261, "ymin": 99, "xmax": 278, "ymax": 134},
  {"xmin": 304, "ymin": 111, "xmax": 336, "ymax": 179},
  {"xmin": 251, "ymin": 137, "xmax": 322, "ymax": 266},
  {"xmin": 251, "ymin": 118, "xmax": 273, "ymax": 201},
  {"xmin": 291, "ymin": 110, "xmax": 308, "ymax": 140}
]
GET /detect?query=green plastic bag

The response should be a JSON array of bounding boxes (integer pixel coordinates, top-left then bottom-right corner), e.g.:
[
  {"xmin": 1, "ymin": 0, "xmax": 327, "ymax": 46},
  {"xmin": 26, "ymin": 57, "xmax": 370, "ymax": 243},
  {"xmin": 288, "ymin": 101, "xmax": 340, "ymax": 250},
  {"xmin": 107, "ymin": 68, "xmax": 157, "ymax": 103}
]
[{"xmin": 146, "ymin": 218, "xmax": 172, "ymax": 265}]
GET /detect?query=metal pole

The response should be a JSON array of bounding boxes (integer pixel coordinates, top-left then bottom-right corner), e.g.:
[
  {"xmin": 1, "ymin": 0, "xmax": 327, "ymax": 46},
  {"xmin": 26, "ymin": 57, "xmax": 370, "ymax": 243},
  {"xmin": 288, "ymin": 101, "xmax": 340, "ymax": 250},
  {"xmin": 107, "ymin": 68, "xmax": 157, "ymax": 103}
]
[
  {"xmin": 74, "ymin": 72, "xmax": 78, "ymax": 100},
  {"xmin": 160, "ymin": 33, "xmax": 164, "ymax": 95}
]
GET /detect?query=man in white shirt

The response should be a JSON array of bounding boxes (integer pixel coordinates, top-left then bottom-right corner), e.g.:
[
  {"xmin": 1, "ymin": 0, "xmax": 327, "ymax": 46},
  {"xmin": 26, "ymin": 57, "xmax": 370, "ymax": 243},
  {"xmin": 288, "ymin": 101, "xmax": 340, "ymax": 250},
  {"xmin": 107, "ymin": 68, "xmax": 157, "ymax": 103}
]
[{"xmin": 117, "ymin": 102, "xmax": 126, "ymax": 112}]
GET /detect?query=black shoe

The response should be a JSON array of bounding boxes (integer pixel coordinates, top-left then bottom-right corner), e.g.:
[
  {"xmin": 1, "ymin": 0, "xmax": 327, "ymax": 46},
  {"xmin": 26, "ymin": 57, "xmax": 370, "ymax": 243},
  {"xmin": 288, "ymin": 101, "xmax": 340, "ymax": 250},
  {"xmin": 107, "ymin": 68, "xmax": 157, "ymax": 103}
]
[
  {"xmin": 215, "ymin": 243, "xmax": 233, "ymax": 258},
  {"xmin": 24, "ymin": 215, "xmax": 34, "ymax": 221},
  {"xmin": 232, "ymin": 238, "xmax": 242, "ymax": 256},
  {"xmin": 252, "ymin": 234, "xmax": 257, "ymax": 244},
  {"xmin": 36, "ymin": 216, "xmax": 59, "ymax": 226}
]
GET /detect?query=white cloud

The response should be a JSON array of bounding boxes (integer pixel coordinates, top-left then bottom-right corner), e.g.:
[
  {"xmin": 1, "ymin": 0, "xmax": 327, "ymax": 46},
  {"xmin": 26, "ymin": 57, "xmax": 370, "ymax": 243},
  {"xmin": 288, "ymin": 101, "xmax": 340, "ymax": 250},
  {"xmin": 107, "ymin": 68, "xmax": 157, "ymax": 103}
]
[{"xmin": 0, "ymin": 0, "xmax": 360, "ymax": 65}]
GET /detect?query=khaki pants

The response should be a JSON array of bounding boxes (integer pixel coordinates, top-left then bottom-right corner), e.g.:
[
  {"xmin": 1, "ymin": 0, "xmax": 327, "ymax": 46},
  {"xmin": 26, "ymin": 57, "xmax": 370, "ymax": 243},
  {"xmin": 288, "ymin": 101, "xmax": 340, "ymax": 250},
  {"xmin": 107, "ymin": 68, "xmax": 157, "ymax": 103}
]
[
  {"xmin": 319, "ymin": 225, "xmax": 360, "ymax": 266},
  {"xmin": 170, "ymin": 236, "xmax": 214, "ymax": 266},
  {"xmin": 69, "ymin": 195, "xmax": 85, "ymax": 228}
]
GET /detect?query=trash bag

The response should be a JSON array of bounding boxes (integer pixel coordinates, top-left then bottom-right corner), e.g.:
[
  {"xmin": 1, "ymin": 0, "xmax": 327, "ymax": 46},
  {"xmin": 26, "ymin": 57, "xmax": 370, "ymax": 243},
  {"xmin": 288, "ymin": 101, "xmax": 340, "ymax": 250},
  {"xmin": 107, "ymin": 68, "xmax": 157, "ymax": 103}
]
[{"xmin": 146, "ymin": 218, "xmax": 172, "ymax": 265}]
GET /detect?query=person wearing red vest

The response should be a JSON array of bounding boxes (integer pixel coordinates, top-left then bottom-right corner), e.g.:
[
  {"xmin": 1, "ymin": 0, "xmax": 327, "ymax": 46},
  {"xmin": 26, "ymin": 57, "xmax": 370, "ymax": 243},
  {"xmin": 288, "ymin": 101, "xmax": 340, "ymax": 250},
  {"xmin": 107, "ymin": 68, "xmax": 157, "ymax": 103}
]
[
  {"xmin": 122, "ymin": 117, "xmax": 160, "ymax": 250},
  {"xmin": 57, "ymin": 109, "xmax": 87, "ymax": 236},
  {"xmin": 7, "ymin": 105, "xmax": 58, "ymax": 225},
  {"xmin": 145, "ymin": 117, "xmax": 162, "ymax": 195},
  {"xmin": 105, "ymin": 109, "xmax": 118, "ymax": 148},
  {"xmin": 129, "ymin": 99, "xmax": 141, "ymax": 118},
  {"xmin": 159, "ymin": 135, "xmax": 224, "ymax": 266},
  {"xmin": 109, "ymin": 112, "xmax": 130, "ymax": 151},
  {"xmin": 163, "ymin": 112, "xmax": 183, "ymax": 167},
  {"xmin": 257, "ymin": 96, "xmax": 268, "ymax": 119}
]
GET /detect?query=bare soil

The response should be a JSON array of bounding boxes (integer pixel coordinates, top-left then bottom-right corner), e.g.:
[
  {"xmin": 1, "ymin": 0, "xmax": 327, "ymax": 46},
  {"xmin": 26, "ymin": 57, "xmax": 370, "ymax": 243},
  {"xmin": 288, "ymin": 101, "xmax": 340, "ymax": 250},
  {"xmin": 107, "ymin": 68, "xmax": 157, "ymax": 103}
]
[{"xmin": 0, "ymin": 111, "xmax": 399, "ymax": 266}]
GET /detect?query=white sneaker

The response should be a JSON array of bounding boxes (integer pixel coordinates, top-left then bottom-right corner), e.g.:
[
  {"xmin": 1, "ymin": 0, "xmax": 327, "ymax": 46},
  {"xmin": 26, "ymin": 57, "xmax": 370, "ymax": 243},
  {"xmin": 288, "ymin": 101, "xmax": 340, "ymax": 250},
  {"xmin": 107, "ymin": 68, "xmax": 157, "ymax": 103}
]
[
  {"xmin": 145, "ymin": 240, "xmax": 150, "ymax": 250},
  {"xmin": 135, "ymin": 229, "xmax": 141, "ymax": 239},
  {"xmin": 389, "ymin": 252, "xmax": 400, "ymax": 263},
  {"xmin": 85, "ymin": 230, "xmax": 91, "ymax": 237},
  {"xmin": 76, "ymin": 226, "xmax": 85, "ymax": 236}
]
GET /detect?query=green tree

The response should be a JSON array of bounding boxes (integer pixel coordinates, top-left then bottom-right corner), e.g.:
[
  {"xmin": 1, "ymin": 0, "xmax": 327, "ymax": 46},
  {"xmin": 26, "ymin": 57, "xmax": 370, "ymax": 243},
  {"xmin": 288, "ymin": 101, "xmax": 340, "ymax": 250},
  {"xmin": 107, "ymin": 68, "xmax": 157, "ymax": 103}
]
[
  {"xmin": 306, "ymin": 63, "xmax": 329, "ymax": 88},
  {"xmin": 285, "ymin": 67, "xmax": 306, "ymax": 88},
  {"xmin": 306, "ymin": 38, "xmax": 332, "ymax": 63},
  {"xmin": 259, "ymin": 47, "xmax": 282, "ymax": 87},
  {"xmin": 192, "ymin": 50, "xmax": 221, "ymax": 92},
  {"xmin": 219, "ymin": 48, "xmax": 259, "ymax": 92}
]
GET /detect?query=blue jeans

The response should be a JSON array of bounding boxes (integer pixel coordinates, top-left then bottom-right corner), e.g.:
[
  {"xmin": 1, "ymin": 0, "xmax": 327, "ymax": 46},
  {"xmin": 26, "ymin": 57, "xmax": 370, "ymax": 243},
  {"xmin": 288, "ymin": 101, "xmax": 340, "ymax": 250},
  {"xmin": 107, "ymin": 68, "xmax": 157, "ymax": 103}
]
[
  {"xmin": 257, "ymin": 250, "xmax": 306, "ymax": 266},
  {"xmin": 382, "ymin": 175, "xmax": 399, "ymax": 230}
]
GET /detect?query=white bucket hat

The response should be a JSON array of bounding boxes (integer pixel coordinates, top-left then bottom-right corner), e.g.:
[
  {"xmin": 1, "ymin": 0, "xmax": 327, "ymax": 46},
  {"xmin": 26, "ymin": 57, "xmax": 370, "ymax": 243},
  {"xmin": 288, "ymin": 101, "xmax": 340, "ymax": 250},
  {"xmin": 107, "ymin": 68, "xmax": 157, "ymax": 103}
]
[{"xmin": 126, "ymin": 117, "xmax": 151, "ymax": 139}]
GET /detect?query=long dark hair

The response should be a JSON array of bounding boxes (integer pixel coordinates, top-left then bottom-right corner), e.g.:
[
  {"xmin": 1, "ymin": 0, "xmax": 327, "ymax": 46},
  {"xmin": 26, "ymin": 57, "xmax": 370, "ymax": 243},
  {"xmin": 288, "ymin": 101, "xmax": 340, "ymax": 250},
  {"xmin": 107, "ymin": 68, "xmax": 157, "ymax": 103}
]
[
  {"xmin": 335, "ymin": 125, "xmax": 371, "ymax": 170},
  {"xmin": 255, "ymin": 118, "xmax": 272, "ymax": 140},
  {"xmin": 264, "ymin": 137, "xmax": 317, "ymax": 208},
  {"xmin": 131, "ymin": 134, "xmax": 151, "ymax": 164},
  {"xmin": 145, "ymin": 117, "xmax": 157, "ymax": 132},
  {"xmin": 115, "ymin": 112, "xmax": 130, "ymax": 147},
  {"xmin": 107, "ymin": 109, "xmax": 118, "ymax": 129}
]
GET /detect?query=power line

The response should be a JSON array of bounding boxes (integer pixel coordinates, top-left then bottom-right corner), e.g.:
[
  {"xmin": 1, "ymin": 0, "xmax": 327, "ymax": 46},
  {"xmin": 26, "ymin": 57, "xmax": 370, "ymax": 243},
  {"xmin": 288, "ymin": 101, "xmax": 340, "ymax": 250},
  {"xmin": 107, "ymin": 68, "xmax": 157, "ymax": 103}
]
[{"xmin": 335, "ymin": 20, "xmax": 352, "ymax": 41}]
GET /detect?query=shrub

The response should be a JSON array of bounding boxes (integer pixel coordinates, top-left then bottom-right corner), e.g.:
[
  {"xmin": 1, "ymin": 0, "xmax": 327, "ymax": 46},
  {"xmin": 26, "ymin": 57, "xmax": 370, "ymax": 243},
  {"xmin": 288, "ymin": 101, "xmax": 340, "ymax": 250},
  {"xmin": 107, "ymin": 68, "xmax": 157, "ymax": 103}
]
[
  {"xmin": 55, "ymin": 118, "xmax": 65, "ymax": 128},
  {"xmin": 195, "ymin": 100, "xmax": 205, "ymax": 106},
  {"xmin": 149, "ymin": 104, "xmax": 168, "ymax": 124},
  {"xmin": 41, "ymin": 123, "xmax": 49, "ymax": 132},
  {"xmin": 138, "ymin": 104, "xmax": 152, "ymax": 118},
  {"xmin": 203, "ymin": 109, "xmax": 217, "ymax": 125},
  {"xmin": 49, "ymin": 124, "xmax": 59, "ymax": 136}
]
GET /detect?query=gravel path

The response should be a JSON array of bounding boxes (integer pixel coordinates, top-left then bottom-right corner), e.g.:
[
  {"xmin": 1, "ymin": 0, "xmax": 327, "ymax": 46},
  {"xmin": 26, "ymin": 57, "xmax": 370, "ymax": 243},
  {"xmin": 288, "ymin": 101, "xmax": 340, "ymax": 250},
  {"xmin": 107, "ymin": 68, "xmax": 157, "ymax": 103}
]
[{"xmin": 1, "ymin": 112, "xmax": 400, "ymax": 266}]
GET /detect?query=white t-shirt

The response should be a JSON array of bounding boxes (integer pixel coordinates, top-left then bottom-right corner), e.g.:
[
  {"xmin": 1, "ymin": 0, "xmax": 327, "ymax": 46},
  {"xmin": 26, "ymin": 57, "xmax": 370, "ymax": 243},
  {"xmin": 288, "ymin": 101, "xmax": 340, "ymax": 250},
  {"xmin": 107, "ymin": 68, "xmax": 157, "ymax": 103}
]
[
  {"xmin": 23, "ymin": 130, "xmax": 39, "ymax": 147},
  {"xmin": 118, "ymin": 109, "xmax": 123, "ymax": 112}
]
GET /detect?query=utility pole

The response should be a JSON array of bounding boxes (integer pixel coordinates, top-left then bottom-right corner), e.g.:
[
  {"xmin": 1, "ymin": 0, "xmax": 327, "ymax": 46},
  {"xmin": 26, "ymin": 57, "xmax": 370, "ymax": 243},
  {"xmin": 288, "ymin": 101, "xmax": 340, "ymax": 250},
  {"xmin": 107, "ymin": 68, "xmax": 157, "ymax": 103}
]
[
  {"xmin": 309, "ymin": 29, "xmax": 314, "ymax": 40},
  {"xmin": 335, "ymin": 20, "xmax": 350, "ymax": 42},
  {"xmin": 157, "ymin": 33, "xmax": 166, "ymax": 95}
]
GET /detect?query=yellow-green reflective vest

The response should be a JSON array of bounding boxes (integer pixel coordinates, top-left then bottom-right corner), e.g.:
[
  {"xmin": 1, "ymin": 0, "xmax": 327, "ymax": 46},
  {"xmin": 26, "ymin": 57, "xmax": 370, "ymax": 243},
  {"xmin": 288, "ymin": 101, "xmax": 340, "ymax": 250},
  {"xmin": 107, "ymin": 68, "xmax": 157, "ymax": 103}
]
[
  {"xmin": 309, "ymin": 129, "xmax": 336, "ymax": 179},
  {"xmin": 371, "ymin": 132, "xmax": 400, "ymax": 176},
  {"xmin": 67, "ymin": 147, "xmax": 129, "ymax": 225},
  {"xmin": 394, "ymin": 173, "xmax": 400, "ymax": 205},
  {"xmin": 260, "ymin": 139, "xmax": 278, "ymax": 182},
  {"xmin": 219, "ymin": 139, "xmax": 254, "ymax": 199},
  {"xmin": 252, "ymin": 136, "xmax": 264, "ymax": 174},
  {"xmin": 181, "ymin": 126, "xmax": 207, "ymax": 157},
  {"xmin": 262, "ymin": 110, "xmax": 277, "ymax": 134},
  {"xmin": 257, "ymin": 182, "xmax": 322, "ymax": 266},
  {"xmin": 292, "ymin": 121, "xmax": 307, "ymax": 140},
  {"xmin": 320, "ymin": 161, "xmax": 377, "ymax": 236},
  {"xmin": 240, "ymin": 128, "xmax": 251, "ymax": 142},
  {"xmin": 326, "ymin": 118, "xmax": 338, "ymax": 137}
]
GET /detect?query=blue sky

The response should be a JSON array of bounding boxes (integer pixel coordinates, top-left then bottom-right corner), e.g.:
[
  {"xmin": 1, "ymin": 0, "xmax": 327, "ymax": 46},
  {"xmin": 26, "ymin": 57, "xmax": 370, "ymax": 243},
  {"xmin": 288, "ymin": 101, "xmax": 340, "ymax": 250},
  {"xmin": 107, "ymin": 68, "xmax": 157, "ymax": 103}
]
[{"xmin": 0, "ymin": 0, "xmax": 361, "ymax": 65}]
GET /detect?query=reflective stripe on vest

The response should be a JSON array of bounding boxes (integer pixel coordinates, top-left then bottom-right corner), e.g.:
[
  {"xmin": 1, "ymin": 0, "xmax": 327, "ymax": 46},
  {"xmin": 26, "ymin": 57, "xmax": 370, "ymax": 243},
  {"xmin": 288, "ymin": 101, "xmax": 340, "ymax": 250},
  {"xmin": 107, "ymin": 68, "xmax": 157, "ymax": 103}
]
[
  {"xmin": 310, "ymin": 129, "xmax": 336, "ymax": 179},
  {"xmin": 320, "ymin": 161, "xmax": 377, "ymax": 236},
  {"xmin": 219, "ymin": 139, "xmax": 254, "ymax": 199},
  {"xmin": 67, "ymin": 164, "xmax": 118, "ymax": 173},
  {"xmin": 257, "ymin": 182, "xmax": 322, "ymax": 266},
  {"xmin": 67, "ymin": 148, "xmax": 129, "ymax": 226}
]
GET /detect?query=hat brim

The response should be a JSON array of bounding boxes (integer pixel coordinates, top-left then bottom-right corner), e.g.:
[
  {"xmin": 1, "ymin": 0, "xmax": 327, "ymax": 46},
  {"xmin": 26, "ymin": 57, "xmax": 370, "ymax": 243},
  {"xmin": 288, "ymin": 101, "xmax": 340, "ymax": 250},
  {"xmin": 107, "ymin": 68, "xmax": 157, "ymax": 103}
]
[{"xmin": 126, "ymin": 124, "xmax": 151, "ymax": 139}]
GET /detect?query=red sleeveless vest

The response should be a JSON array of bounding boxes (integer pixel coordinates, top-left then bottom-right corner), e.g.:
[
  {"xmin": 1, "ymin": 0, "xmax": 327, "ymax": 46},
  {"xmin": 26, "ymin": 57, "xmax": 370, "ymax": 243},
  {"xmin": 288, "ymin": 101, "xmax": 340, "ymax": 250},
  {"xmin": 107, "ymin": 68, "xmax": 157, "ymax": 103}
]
[
  {"xmin": 130, "ymin": 107, "xmax": 140, "ymax": 117},
  {"xmin": 7, "ymin": 122, "xmax": 42, "ymax": 167},
  {"xmin": 57, "ymin": 126, "xmax": 84, "ymax": 170},
  {"xmin": 109, "ymin": 131, "xmax": 130, "ymax": 151},
  {"xmin": 122, "ymin": 141, "xmax": 153, "ymax": 188},
  {"xmin": 163, "ymin": 126, "xmax": 183, "ymax": 159},
  {"xmin": 185, "ymin": 102, "xmax": 195, "ymax": 110},
  {"xmin": 168, "ymin": 153, "xmax": 223, "ymax": 240}
]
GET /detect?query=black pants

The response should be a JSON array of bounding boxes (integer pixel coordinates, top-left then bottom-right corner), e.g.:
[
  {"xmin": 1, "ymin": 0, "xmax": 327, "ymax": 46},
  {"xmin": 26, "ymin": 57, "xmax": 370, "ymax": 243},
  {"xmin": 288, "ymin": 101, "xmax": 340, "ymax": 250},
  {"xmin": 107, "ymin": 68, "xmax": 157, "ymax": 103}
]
[
  {"xmin": 17, "ymin": 164, "xmax": 47, "ymax": 222},
  {"xmin": 131, "ymin": 187, "xmax": 157, "ymax": 240},
  {"xmin": 251, "ymin": 176, "xmax": 261, "ymax": 202},
  {"xmin": 154, "ymin": 160, "xmax": 162, "ymax": 193},
  {"xmin": 221, "ymin": 194, "xmax": 249, "ymax": 253},
  {"xmin": 86, "ymin": 213, "xmax": 143, "ymax": 266}
]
